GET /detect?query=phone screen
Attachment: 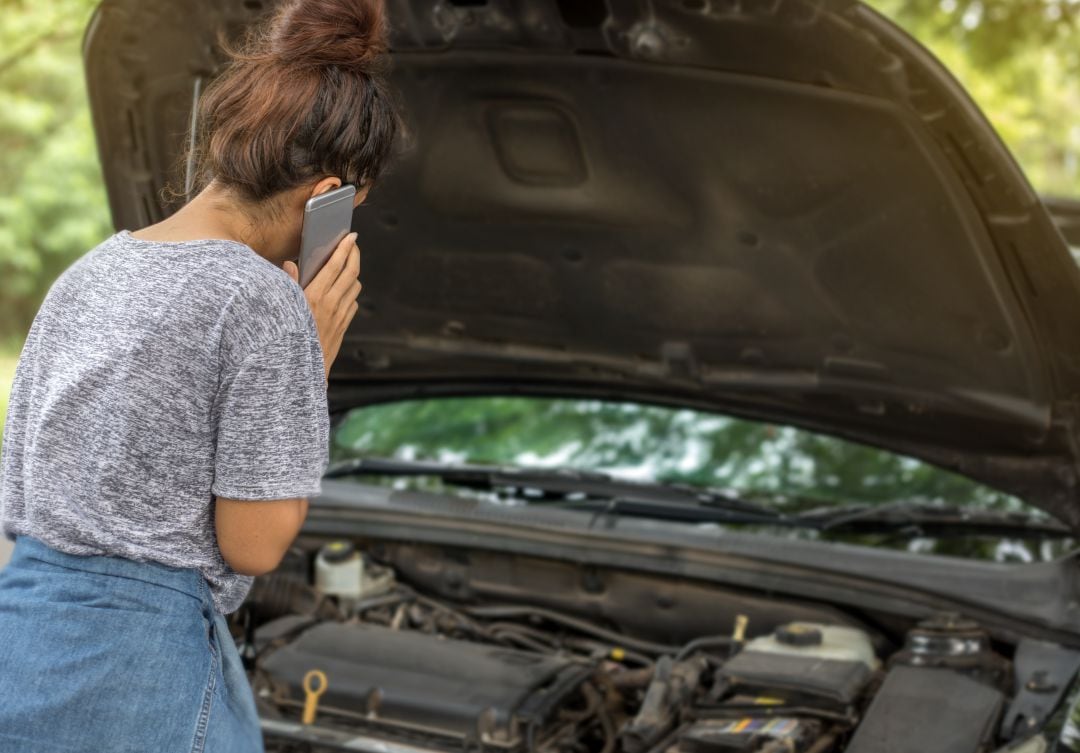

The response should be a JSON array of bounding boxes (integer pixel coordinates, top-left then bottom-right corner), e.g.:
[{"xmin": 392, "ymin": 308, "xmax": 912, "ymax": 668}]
[{"xmin": 298, "ymin": 184, "xmax": 356, "ymax": 288}]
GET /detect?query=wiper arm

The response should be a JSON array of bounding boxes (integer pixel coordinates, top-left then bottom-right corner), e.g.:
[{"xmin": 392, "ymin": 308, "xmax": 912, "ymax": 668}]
[
  {"xmin": 323, "ymin": 457, "xmax": 783, "ymax": 521},
  {"xmin": 795, "ymin": 500, "xmax": 1072, "ymax": 538},
  {"xmin": 564, "ymin": 497, "xmax": 1073, "ymax": 537},
  {"xmin": 325, "ymin": 457, "xmax": 617, "ymax": 495},
  {"xmin": 557, "ymin": 496, "xmax": 789, "ymax": 526}
]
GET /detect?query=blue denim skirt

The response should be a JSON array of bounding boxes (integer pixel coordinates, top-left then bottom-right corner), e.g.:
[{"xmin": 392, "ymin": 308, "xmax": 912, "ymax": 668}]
[{"xmin": 0, "ymin": 535, "xmax": 264, "ymax": 753}]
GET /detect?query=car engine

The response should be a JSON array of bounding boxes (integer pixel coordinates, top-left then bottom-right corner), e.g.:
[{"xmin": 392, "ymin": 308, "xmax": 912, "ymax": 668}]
[{"xmin": 243, "ymin": 541, "xmax": 1020, "ymax": 753}]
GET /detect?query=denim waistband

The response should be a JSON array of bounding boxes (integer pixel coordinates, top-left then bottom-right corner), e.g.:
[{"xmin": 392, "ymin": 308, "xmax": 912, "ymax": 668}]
[{"xmin": 8, "ymin": 534, "xmax": 212, "ymax": 607}]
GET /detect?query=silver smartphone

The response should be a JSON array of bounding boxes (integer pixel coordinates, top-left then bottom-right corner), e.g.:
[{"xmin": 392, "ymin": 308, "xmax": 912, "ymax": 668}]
[{"xmin": 298, "ymin": 184, "xmax": 356, "ymax": 288}]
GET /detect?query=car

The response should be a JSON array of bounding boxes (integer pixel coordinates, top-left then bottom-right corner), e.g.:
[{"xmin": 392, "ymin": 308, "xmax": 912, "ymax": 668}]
[{"xmin": 83, "ymin": 1, "xmax": 1080, "ymax": 752}]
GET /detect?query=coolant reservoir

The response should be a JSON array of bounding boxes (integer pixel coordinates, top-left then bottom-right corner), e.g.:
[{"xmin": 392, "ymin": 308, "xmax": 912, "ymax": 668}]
[
  {"xmin": 743, "ymin": 622, "xmax": 880, "ymax": 670},
  {"xmin": 314, "ymin": 540, "xmax": 364, "ymax": 600},
  {"xmin": 716, "ymin": 621, "xmax": 881, "ymax": 714}
]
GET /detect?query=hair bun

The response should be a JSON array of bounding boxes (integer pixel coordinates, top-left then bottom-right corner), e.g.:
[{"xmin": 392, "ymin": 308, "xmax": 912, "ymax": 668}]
[{"xmin": 263, "ymin": 0, "xmax": 388, "ymax": 70}]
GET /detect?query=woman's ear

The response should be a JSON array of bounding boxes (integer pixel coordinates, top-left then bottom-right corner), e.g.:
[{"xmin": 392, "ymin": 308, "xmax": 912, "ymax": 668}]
[{"xmin": 308, "ymin": 176, "xmax": 343, "ymax": 199}]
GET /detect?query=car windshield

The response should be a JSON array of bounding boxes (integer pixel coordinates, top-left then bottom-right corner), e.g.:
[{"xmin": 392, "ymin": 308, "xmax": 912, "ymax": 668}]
[{"xmin": 330, "ymin": 396, "xmax": 1073, "ymax": 564}]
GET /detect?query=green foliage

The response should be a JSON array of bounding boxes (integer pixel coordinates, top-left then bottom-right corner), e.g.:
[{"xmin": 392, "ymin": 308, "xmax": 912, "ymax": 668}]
[
  {"xmin": 0, "ymin": 0, "xmax": 112, "ymax": 342},
  {"xmin": 0, "ymin": 351, "xmax": 18, "ymax": 432},
  {"xmin": 332, "ymin": 396, "xmax": 1024, "ymax": 511}
]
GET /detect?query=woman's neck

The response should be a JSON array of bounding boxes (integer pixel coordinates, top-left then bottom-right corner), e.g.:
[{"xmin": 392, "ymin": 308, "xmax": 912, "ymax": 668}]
[{"xmin": 129, "ymin": 183, "xmax": 278, "ymax": 259}]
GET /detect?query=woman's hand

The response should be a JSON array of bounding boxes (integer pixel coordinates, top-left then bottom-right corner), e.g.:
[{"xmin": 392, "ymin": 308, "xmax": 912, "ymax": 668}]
[{"xmin": 283, "ymin": 232, "xmax": 362, "ymax": 380}]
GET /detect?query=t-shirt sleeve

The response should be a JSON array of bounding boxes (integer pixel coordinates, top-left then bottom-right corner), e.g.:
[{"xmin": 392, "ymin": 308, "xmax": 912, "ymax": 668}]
[{"xmin": 210, "ymin": 327, "xmax": 329, "ymax": 501}]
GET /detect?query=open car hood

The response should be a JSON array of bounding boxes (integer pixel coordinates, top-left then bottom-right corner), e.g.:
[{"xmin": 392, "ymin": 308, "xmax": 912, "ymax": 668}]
[{"xmin": 84, "ymin": 0, "xmax": 1080, "ymax": 526}]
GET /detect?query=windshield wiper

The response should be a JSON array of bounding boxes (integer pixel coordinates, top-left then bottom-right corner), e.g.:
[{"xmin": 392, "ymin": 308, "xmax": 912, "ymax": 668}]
[
  {"xmin": 324, "ymin": 458, "xmax": 1073, "ymax": 537},
  {"xmin": 561, "ymin": 497, "xmax": 1072, "ymax": 537},
  {"xmin": 323, "ymin": 457, "xmax": 784, "ymax": 523},
  {"xmin": 794, "ymin": 500, "xmax": 1072, "ymax": 538}
]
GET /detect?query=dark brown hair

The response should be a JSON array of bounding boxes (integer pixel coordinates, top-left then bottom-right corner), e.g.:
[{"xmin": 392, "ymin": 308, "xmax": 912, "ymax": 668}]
[{"xmin": 184, "ymin": 0, "xmax": 400, "ymax": 204}]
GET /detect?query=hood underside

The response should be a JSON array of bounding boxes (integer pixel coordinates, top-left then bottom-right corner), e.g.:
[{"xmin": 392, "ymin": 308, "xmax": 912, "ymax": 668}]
[{"xmin": 84, "ymin": 0, "xmax": 1080, "ymax": 524}]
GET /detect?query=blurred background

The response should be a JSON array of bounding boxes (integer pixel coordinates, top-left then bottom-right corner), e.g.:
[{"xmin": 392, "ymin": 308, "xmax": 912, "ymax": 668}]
[{"xmin": 1, "ymin": 0, "xmax": 112, "ymax": 427}]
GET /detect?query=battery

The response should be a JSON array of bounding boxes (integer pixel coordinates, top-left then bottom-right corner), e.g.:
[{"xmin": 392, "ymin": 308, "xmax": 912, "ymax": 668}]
[{"xmin": 654, "ymin": 718, "xmax": 817, "ymax": 753}]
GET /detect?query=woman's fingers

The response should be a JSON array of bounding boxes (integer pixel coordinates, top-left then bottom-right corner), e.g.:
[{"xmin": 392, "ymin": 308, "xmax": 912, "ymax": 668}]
[
  {"xmin": 335, "ymin": 285, "xmax": 361, "ymax": 323},
  {"xmin": 299, "ymin": 232, "xmax": 363, "ymax": 379},
  {"xmin": 345, "ymin": 301, "xmax": 359, "ymax": 326},
  {"xmin": 345, "ymin": 279, "xmax": 362, "ymax": 305},
  {"xmin": 328, "ymin": 243, "xmax": 361, "ymax": 302},
  {"xmin": 307, "ymin": 232, "xmax": 357, "ymax": 295}
]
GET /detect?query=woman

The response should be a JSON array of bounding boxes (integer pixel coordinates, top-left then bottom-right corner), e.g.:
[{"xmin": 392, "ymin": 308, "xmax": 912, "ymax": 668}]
[{"xmin": 0, "ymin": 0, "xmax": 398, "ymax": 750}]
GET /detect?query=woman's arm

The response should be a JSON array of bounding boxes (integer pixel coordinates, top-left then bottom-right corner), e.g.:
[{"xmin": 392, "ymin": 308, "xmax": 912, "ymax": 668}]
[
  {"xmin": 214, "ymin": 233, "xmax": 359, "ymax": 576},
  {"xmin": 215, "ymin": 496, "xmax": 309, "ymax": 576}
]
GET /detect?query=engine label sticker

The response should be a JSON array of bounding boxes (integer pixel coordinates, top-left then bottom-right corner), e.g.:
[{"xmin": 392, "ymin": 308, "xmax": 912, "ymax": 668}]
[{"xmin": 715, "ymin": 718, "xmax": 799, "ymax": 737}]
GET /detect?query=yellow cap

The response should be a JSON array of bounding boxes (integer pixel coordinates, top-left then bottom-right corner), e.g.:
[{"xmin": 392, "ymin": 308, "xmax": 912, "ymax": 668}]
[
  {"xmin": 733, "ymin": 614, "xmax": 749, "ymax": 642},
  {"xmin": 753, "ymin": 695, "xmax": 784, "ymax": 705}
]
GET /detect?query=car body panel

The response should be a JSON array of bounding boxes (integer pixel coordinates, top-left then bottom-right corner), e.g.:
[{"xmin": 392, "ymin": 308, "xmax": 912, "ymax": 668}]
[{"xmin": 308, "ymin": 479, "xmax": 1080, "ymax": 646}]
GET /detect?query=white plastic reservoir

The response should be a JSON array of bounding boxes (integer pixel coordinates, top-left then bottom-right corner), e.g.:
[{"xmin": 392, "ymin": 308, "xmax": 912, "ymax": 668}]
[
  {"xmin": 743, "ymin": 622, "xmax": 880, "ymax": 671},
  {"xmin": 314, "ymin": 540, "xmax": 365, "ymax": 600}
]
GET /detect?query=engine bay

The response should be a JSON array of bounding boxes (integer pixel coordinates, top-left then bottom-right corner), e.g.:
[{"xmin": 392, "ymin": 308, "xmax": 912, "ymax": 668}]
[{"xmin": 237, "ymin": 538, "xmax": 1055, "ymax": 753}]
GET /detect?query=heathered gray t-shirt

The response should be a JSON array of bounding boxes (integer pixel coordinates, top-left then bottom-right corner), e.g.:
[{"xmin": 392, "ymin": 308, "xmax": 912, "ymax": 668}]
[{"xmin": 0, "ymin": 230, "xmax": 329, "ymax": 614}]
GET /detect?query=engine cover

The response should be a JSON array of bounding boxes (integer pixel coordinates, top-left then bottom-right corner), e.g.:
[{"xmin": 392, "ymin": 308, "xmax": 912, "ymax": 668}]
[
  {"xmin": 258, "ymin": 621, "xmax": 592, "ymax": 750},
  {"xmin": 844, "ymin": 665, "xmax": 1004, "ymax": 753}
]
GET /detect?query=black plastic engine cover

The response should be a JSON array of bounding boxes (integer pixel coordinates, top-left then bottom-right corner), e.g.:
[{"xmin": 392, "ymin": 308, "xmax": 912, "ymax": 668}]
[
  {"xmin": 715, "ymin": 651, "xmax": 872, "ymax": 710},
  {"xmin": 844, "ymin": 665, "xmax": 1004, "ymax": 753},
  {"xmin": 259, "ymin": 621, "xmax": 590, "ymax": 748}
]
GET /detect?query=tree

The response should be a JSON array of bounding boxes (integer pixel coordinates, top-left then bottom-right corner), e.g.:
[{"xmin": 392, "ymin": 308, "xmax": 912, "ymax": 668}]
[{"xmin": 0, "ymin": 0, "xmax": 111, "ymax": 345}]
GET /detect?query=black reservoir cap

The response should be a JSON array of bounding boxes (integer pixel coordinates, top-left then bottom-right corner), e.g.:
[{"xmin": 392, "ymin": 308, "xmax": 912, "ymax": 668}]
[{"xmin": 776, "ymin": 624, "xmax": 824, "ymax": 647}]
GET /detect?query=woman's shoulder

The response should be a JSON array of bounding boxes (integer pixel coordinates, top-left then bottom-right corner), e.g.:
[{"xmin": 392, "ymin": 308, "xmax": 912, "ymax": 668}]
[
  {"xmin": 215, "ymin": 245, "xmax": 305, "ymax": 309},
  {"xmin": 57, "ymin": 231, "xmax": 314, "ymax": 365},
  {"xmin": 214, "ymin": 255, "xmax": 315, "ymax": 365}
]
